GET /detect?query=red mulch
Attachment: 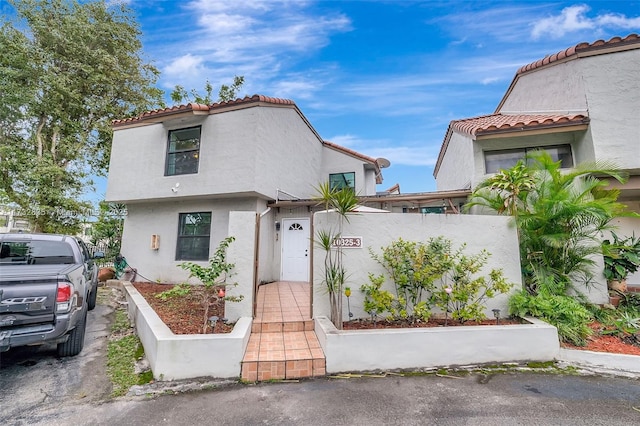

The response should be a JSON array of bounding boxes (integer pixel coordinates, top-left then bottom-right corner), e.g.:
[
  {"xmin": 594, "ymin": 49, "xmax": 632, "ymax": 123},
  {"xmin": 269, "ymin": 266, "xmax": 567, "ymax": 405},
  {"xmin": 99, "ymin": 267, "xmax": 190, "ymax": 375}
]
[
  {"xmin": 561, "ymin": 321, "xmax": 640, "ymax": 356},
  {"xmin": 343, "ymin": 317, "xmax": 524, "ymax": 329},
  {"xmin": 133, "ymin": 282, "xmax": 232, "ymax": 334},
  {"xmin": 133, "ymin": 282, "xmax": 640, "ymax": 356}
]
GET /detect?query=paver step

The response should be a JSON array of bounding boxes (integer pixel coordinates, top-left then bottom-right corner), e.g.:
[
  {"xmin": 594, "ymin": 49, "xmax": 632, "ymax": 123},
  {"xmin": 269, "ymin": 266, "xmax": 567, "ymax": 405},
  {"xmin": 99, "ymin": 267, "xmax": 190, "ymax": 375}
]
[
  {"xmin": 251, "ymin": 319, "xmax": 314, "ymax": 333},
  {"xmin": 241, "ymin": 329, "xmax": 325, "ymax": 382}
]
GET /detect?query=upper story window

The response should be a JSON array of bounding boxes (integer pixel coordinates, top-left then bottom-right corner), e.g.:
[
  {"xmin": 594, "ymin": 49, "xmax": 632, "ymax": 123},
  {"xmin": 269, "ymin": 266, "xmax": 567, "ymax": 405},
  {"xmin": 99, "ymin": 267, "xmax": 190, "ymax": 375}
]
[
  {"xmin": 484, "ymin": 144, "xmax": 573, "ymax": 174},
  {"xmin": 176, "ymin": 212, "xmax": 211, "ymax": 261},
  {"xmin": 329, "ymin": 172, "xmax": 355, "ymax": 191},
  {"xmin": 166, "ymin": 126, "xmax": 201, "ymax": 176}
]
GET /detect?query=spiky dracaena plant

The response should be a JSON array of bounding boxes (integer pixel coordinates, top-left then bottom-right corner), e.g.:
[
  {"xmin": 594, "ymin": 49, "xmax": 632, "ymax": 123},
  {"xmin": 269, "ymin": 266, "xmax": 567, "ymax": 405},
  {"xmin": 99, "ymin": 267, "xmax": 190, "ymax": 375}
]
[
  {"xmin": 467, "ymin": 151, "xmax": 632, "ymax": 296},
  {"xmin": 313, "ymin": 182, "xmax": 359, "ymax": 329}
]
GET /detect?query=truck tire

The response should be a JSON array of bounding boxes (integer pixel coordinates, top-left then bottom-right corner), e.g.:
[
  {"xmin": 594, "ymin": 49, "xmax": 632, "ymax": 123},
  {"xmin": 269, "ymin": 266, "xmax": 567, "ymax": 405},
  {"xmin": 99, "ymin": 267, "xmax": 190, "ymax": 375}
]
[
  {"xmin": 87, "ymin": 284, "xmax": 98, "ymax": 311},
  {"xmin": 57, "ymin": 307, "xmax": 87, "ymax": 357}
]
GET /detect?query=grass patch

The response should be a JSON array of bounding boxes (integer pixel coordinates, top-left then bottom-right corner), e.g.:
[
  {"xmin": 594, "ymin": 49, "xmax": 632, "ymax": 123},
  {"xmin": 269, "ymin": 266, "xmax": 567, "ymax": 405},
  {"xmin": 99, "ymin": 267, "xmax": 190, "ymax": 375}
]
[
  {"xmin": 111, "ymin": 309, "xmax": 131, "ymax": 334},
  {"xmin": 105, "ymin": 291, "xmax": 153, "ymax": 397}
]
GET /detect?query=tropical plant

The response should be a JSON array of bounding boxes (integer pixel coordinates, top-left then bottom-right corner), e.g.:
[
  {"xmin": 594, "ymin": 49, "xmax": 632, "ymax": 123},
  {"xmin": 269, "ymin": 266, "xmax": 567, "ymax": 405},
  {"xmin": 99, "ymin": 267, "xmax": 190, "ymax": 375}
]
[
  {"xmin": 602, "ymin": 232, "xmax": 640, "ymax": 282},
  {"xmin": 467, "ymin": 151, "xmax": 631, "ymax": 296},
  {"xmin": 508, "ymin": 290, "xmax": 593, "ymax": 346},
  {"xmin": 160, "ymin": 237, "xmax": 243, "ymax": 334},
  {"xmin": 313, "ymin": 182, "xmax": 359, "ymax": 329}
]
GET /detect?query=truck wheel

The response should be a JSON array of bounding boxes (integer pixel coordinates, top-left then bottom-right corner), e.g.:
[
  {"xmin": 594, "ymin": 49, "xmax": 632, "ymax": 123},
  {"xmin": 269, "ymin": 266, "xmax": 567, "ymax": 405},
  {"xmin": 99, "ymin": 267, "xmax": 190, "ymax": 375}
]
[
  {"xmin": 87, "ymin": 284, "xmax": 98, "ymax": 311},
  {"xmin": 57, "ymin": 308, "xmax": 87, "ymax": 357}
]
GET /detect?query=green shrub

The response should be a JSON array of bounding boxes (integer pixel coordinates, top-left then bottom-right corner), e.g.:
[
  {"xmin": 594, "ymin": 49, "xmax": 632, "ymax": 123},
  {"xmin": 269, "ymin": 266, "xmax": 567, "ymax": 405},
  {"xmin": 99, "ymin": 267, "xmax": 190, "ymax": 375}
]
[
  {"xmin": 360, "ymin": 274, "xmax": 395, "ymax": 320},
  {"xmin": 509, "ymin": 291, "xmax": 592, "ymax": 346},
  {"xmin": 369, "ymin": 237, "xmax": 452, "ymax": 320},
  {"xmin": 432, "ymin": 249, "xmax": 513, "ymax": 323}
]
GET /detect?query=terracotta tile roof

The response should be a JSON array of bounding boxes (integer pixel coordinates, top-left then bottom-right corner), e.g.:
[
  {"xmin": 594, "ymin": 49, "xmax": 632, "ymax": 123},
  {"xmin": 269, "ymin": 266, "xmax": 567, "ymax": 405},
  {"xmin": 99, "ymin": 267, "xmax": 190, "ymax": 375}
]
[
  {"xmin": 112, "ymin": 94, "xmax": 296, "ymax": 127},
  {"xmin": 517, "ymin": 33, "xmax": 639, "ymax": 75},
  {"xmin": 449, "ymin": 113, "xmax": 590, "ymax": 138},
  {"xmin": 434, "ymin": 113, "xmax": 589, "ymax": 177}
]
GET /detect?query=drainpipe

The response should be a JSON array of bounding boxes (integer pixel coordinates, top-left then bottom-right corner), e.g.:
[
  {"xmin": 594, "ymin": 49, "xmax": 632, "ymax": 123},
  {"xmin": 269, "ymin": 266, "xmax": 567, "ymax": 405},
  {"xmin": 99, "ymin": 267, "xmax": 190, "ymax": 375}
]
[{"xmin": 253, "ymin": 207, "xmax": 271, "ymax": 317}]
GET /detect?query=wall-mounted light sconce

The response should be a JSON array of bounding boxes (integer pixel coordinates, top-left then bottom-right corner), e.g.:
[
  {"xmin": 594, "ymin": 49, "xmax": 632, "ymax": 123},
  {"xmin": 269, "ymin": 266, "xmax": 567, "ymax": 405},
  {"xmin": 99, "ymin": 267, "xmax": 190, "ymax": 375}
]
[
  {"xmin": 150, "ymin": 234, "xmax": 160, "ymax": 250},
  {"xmin": 275, "ymin": 221, "xmax": 281, "ymax": 231}
]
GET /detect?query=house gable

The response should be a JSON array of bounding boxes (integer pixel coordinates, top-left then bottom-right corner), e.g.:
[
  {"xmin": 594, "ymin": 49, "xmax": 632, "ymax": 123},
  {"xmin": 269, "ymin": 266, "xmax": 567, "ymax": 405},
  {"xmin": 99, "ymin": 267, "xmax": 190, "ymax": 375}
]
[
  {"xmin": 435, "ymin": 34, "xmax": 639, "ymax": 192},
  {"xmin": 106, "ymin": 94, "xmax": 384, "ymax": 204}
]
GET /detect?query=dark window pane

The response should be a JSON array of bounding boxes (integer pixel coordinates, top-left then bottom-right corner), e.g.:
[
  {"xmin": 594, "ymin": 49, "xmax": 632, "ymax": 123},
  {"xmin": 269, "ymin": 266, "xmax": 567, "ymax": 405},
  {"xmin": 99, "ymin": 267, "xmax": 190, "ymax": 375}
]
[
  {"xmin": 166, "ymin": 126, "xmax": 201, "ymax": 176},
  {"xmin": 176, "ymin": 237, "xmax": 210, "ymax": 260},
  {"xmin": 485, "ymin": 149, "xmax": 524, "ymax": 173},
  {"xmin": 329, "ymin": 172, "xmax": 355, "ymax": 191},
  {"xmin": 540, "ymin": 145, "xmax": 574, "ymax": 168},
  {"xmin": 485, "ymin": 144, "xmax": 573, "ymax": 173},
  {"xmin": 167, "ymin": 151, "xmax": 199, "ymax": 175},
  {"xmin": 177, "ymin": 212, "xmax": 211, "ymax": 260}
]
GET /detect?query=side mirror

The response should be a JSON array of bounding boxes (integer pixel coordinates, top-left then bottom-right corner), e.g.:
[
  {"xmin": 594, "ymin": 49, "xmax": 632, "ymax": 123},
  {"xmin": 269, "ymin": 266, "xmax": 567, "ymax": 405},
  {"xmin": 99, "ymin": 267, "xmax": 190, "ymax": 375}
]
[{"xmin": 93, "ymin": 251, "xmax": 105, "ymax": 259}]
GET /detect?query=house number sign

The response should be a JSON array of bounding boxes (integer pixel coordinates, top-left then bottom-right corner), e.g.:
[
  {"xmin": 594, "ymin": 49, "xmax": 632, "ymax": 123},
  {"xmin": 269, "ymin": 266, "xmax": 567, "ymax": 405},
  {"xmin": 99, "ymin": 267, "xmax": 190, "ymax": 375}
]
[{"xmin": 333, "ymin": 236, "xmax": 363, "ymax": 248}]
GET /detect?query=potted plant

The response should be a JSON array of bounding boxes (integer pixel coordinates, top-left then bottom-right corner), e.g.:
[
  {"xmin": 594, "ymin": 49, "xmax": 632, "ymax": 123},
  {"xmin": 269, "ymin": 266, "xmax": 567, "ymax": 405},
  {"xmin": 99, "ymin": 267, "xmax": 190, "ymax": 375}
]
[{"xmin": 602, "ymin": 232, "xmax": 640, "ymax": 293}]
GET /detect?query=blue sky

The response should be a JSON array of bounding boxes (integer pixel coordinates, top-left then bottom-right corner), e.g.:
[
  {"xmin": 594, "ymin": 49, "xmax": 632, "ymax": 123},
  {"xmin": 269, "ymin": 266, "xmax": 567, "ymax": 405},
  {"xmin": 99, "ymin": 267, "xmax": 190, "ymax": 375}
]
[{"xmin": 90, "ymin": 1, "xmax": 640, "ymax": 198}]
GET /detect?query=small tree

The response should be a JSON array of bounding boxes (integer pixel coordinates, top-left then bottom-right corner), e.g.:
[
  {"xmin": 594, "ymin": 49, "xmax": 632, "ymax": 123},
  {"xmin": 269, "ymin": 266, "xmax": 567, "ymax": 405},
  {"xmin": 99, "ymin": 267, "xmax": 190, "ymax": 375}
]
[{"xmin": 161, "ymin": 237, "xmax": 243, "ymax": 334}]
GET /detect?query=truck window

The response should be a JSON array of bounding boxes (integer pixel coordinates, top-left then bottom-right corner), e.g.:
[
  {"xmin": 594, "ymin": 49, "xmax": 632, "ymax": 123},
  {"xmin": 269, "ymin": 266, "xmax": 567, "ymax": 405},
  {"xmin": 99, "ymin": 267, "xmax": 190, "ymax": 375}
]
[{"xmin": 0, "ymin": 241, "xmax": 75, "ymax": 265}]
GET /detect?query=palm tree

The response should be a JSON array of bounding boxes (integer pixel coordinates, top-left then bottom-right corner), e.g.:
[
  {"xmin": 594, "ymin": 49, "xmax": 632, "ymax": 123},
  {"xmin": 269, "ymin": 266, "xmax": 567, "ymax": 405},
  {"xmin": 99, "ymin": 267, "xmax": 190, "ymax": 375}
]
[{"xmin": 467, "ymin": 151, "xmax": 629, "ymax": 295}]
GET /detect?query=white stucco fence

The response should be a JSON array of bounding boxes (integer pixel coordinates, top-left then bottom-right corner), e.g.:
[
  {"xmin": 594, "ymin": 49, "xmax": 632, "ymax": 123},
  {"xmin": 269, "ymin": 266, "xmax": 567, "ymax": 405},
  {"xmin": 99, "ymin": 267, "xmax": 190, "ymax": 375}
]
[
  {"xmin": 315, "ymin": 316, "xmax": 560, "ymax": 373},
  {"xmin": 313, "ymin": 211, "xmax": 526, "ymax": 321},
  {"xmin": 121, "ymin": 281, "xmax": 252, "ymax": 381}
]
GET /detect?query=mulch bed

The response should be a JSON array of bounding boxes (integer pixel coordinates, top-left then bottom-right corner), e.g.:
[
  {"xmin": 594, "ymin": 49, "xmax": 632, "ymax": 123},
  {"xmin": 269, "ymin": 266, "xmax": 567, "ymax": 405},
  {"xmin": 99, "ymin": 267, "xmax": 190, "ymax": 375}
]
[
  {"xmin": 133, "ymin": 282, "xmax": 640, "ymax": 356},
  {"xmin": 343, "ymin": 317, "xmax": 524, "ymax": 330},
  {"xmin": 133, "ymin": 282, "xmax": 233, "ymax": 334},
  {"xmin": 561, "ymin": 321, "xmax": 640, "ymax": 356}
]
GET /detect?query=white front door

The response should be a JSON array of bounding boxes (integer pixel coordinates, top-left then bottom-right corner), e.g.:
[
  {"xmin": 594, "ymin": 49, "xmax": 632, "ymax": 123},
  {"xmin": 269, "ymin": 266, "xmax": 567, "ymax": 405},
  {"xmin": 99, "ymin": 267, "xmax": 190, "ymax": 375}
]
[{"xmin": 281, "ymin": 218, "xmax": 310, "ymax": 282}]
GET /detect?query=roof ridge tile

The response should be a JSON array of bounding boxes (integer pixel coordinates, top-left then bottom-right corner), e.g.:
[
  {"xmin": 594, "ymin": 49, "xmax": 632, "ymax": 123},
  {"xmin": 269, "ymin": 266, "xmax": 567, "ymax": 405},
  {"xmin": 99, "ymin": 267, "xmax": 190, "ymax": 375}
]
[
  {"xmin": 517, "ymin": 33, "xmax": 639, "ymax": 75},
  {"xmin": 113, "ymin": 94, "xmax": 296, "ymax": 126}
]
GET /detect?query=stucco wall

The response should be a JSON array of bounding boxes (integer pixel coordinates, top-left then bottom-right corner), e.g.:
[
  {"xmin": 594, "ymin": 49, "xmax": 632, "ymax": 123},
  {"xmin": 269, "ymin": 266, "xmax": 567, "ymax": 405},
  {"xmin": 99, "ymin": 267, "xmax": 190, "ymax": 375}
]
[
  {"xmin": 320, "ymin": 147, "xmax": 377, "ymax": 196},
  {"xmin": 312, "ymin": 212, "xmax": 523, "ymax": 321},
  {"xmin": 499, "ymin": 59, "xmax": 587, "ymax": 113},
  {"xmin": 498, "ymin": 49, "xmax": 640, "ymax": 171},
  {"xmin": 107, "ymin": 107, "xmax": 322, "ymax": 203},
  {"xmin": 581, "ymin": 50, "xmax": 640, "ymax": 171},
  {"xmin": 120, "ymin": 198, "xmax": 259, "ymax": 284},
  {"xmin": 106, "ymin": 105, "xmax": 383, "ymax": 204},
  {"xmin": 435, "ymin": 132, "xmax": 474, "ymax": 191}
]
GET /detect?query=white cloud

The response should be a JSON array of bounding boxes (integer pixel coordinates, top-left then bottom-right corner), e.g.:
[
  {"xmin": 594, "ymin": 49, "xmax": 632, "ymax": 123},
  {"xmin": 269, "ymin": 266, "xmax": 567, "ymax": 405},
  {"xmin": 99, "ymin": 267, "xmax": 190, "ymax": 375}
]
[
  {"xmin": 532, "ymin": 4, "xmax": 640, "ymax": 39},
  {"xmin": 164, "ymin": 54, "xmax": 206, "ymax": 77},
  {"xmin": 328, "ymin": 134, "xmax": 437, "ymax": 167}
]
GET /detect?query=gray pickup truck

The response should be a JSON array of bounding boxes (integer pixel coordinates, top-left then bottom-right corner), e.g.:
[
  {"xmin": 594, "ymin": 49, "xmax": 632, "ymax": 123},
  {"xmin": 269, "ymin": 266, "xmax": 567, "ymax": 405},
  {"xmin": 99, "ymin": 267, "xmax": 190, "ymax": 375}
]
[{"xmin": 0, "ymin": 233, "xmax": 102, "ymax": 357}]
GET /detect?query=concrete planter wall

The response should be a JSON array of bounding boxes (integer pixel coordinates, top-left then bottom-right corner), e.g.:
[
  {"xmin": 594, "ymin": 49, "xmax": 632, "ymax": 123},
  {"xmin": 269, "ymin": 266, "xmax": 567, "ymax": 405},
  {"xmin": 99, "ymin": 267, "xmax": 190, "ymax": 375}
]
[
  {"xmin": 121, "ymin": 281, "xmax": 252, "ymax": 381},
  {"xmin": 314, "ymin": 316, "xmax": 560, "ymax": 374}
]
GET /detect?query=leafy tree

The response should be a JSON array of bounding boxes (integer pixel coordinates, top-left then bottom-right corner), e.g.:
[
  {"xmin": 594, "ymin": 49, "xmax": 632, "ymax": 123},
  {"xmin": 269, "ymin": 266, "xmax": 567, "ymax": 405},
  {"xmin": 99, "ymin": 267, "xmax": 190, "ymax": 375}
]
[
  {"xmin": 0, "ymin": 0, "xmax": 162, "ymax": 233},
  {"xmin": 89, "ymin": 202, "xmax": 126, "ymax": 263},
  {"xmin": 467, "ymin": 151, "xmax": 631, "ymax": 296},
  {"xmin": 171, "ymin": 75, "xmax": 245, "ymax": 104}
]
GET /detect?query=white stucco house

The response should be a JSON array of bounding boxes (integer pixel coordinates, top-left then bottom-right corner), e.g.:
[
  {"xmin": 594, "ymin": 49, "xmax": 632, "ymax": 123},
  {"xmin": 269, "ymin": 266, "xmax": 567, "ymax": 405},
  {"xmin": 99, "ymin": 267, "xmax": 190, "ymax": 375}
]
[
  {"xmin": 105, "ymin": 95, "xmax": 387, "ymax": 285},
  {"xmin": 434, "ymin": 33, "xmax": 640, "ymax": 286}
]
